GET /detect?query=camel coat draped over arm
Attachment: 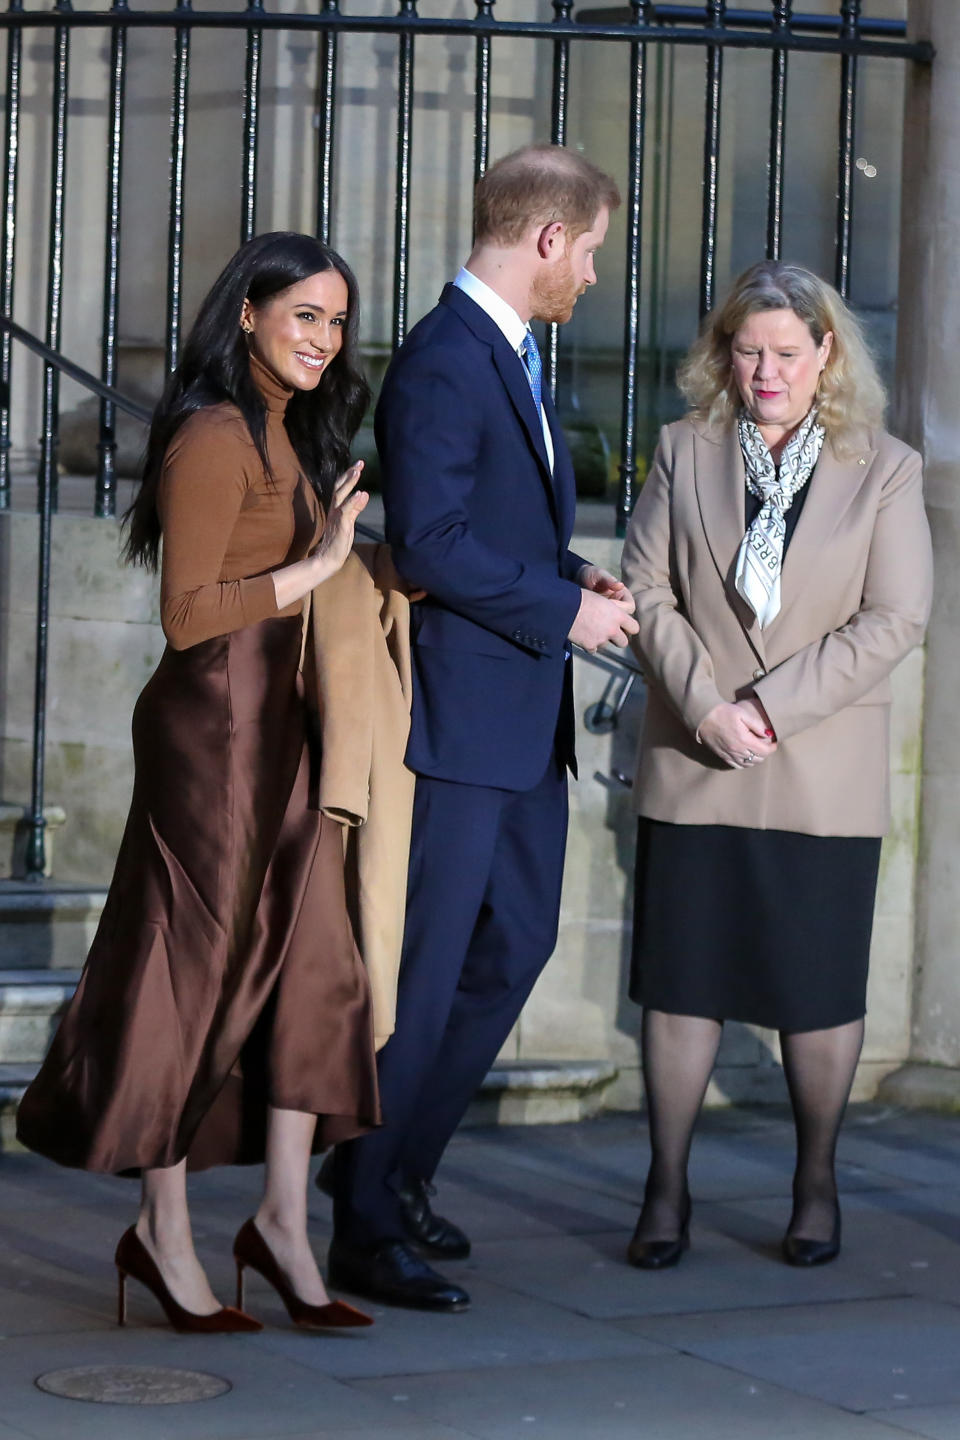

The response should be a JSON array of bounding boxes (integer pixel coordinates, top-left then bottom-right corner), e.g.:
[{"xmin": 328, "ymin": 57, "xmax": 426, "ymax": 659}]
[{"xmin": 306, "ymin": 543, "xmax": 415, "ymax": 1048}]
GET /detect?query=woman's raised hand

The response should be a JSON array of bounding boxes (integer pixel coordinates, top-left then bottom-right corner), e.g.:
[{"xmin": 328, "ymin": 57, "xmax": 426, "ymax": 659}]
[
  {"xmin": 313, "ymin": 461, "xmax": 369, "ymax": 583},
  {"xmin": 698, "ymin": 698, "xmax": 777, "ymax": 770},
  {"xmin": 269, "ymin": 462, "xmax": 368, "ymax": 610}
]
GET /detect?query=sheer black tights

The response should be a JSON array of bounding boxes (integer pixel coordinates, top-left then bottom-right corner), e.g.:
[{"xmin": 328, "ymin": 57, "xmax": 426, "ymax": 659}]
[
  {"xmin": 635, "ymin": 1010, "xmax": 864, "ymax": 1245},
  {"xmin": 635, "ymin": 1010, "xmax": 723, "ymax": 1243},
  {"xmin": 781, "ymin": 1018, "xmax": 864, "ymax": 1242}
]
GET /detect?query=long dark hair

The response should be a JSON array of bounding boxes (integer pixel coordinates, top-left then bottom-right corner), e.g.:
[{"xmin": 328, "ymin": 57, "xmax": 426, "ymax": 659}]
[{"xmin": 123, "ymin": 231, "xmax": 371, "ymax": 570}]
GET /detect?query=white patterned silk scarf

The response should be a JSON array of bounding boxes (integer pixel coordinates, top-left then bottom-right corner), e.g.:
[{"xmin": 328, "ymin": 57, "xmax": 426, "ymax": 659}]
[{"xmin": 734, "ymin": 406, "xmax": 825, "ymax": 628}]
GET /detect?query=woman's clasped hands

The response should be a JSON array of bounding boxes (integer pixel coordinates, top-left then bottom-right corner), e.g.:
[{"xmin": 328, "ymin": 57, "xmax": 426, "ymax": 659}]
[{"xmin": 698, "ymin": 695, "xmax": 777, "ymax": 770}]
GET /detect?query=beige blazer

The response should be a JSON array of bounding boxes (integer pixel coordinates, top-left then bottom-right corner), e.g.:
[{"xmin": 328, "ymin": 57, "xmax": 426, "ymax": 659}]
[
  {"xmin": 620, "ymin": 417, "xmax": 933, "ymax": 837},
  {"xmin": 307, "ymin": 544, "xmax": 415, "ymax": 1048}
]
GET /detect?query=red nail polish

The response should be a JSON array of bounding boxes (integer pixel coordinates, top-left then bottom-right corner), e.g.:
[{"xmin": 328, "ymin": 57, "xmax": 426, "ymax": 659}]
[{"xmin": 765, "ymin": 728, "xmax": 775, "ymax": 738}]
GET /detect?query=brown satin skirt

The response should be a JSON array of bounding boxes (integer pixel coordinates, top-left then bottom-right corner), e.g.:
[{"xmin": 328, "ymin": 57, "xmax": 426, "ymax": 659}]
[{"xmin": 16, "ymin": 615, "xmax": 380, "ymax": 1175}]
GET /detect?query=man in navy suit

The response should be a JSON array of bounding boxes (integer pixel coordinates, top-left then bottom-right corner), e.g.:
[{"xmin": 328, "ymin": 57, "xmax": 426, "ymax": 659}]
[{"xmin": 326, "ymin": 145, "xmax": 638, "ymax": 1310}]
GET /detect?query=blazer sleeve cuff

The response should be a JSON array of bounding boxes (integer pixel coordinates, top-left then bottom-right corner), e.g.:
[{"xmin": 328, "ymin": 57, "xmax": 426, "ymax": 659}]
[
  {"xmin": 563, "ymin": 551, "xmax": 591, "ymax": 584},
  {"xmin": 689, "ymin": 687, "xmax": 725, "ymax": 742},
  {"xmin": 241, "ymin": 572, "xmax": 283, "ymax": 627},
  {"xmin": 749, "ymin": 673, "xmax": 795, "ymax": 742}
]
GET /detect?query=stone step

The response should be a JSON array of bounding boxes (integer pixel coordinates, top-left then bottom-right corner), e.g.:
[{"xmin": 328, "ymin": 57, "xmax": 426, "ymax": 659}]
[
  {"xmin": 0, "ymin": 881, "xmax": 106, "ymax": 969},
  {"xmin": 464, "ymin": 1059, "xmax": 619, "ymax": 1127},
  {"xmin": 0, "ymin": 1057, "xmax": 621, "ymax": 1155},
  {"xmin": 0, "ymin": 1063, "xmax": 38, "ymax": 1153},
  {"xmin": 0, "ymin": 969, "xmax": 82, "ymax": 1064}
]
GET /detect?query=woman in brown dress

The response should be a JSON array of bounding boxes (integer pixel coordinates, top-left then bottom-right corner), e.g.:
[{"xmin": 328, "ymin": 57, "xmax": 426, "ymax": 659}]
[{"xmin": 17, "ymin": 231, "xmax": 381, "ymax": 1332}]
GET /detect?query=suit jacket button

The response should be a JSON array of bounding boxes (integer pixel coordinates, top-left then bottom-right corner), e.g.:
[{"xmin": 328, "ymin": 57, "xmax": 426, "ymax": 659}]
[{"xmin": 753, "ymin": 667, "xmax": 765, "ymax": 681}]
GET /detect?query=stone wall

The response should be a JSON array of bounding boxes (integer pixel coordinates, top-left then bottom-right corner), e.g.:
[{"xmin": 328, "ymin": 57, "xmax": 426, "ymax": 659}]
[{"xmin": 881, "ymin": 0, "xmax": 960, "ymax": 1096}]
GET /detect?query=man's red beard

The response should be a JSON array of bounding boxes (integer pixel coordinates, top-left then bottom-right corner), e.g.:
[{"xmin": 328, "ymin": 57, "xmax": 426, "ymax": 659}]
[{"xmin": 530, "ymin": 255, "xmax": 583, "ymax": 326}]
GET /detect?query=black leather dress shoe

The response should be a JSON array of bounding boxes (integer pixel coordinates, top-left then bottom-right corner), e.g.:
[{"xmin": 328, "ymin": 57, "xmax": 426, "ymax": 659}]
[
  {"xmin": 327, "ymin": 1238, "xmax": 470, "ymax": 1312},
  {"xmin": 397, "ymin": 1179, "xmax": 471, "ymax": 1260},
  {"xmin": 316, "ymin": 1158, "xmax": 472, "ymax": 1260},
  {"xmin": 782, "ymin": 1211, "xmax": 841, "ymax": 1267}
]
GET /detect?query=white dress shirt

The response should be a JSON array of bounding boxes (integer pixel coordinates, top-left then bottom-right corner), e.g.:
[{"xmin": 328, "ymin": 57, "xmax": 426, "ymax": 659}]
[{"xmin": 452, "ymin": 266, "xmax": 555, "ymax": 472}]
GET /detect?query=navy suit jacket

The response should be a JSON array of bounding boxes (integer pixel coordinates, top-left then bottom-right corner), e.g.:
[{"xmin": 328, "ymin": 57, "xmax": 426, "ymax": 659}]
[{"xmin": 375, "ymin": 283, "xmax": 587, "ymax": 790}]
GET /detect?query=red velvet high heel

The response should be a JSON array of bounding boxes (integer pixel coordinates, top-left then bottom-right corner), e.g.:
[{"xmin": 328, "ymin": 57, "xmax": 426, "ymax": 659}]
[
  {"xmin": 114, "ymin": 1227, "xmax": 262, "ymax": 1333},
  {"xmin": 233, "ymin": 1219, "xmax": 373, "ymax": 1329}
]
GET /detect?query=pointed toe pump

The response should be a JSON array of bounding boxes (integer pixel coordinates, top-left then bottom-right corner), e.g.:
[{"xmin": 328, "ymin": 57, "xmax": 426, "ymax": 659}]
[
  {"xmin": 626, "ymin": 1196, "xmax": 692, "ymax": 1271},
  {"xmin": 782, "ymin": 1208, "xmax": 841, "ymax": 1267},
  {"xmin": 114, "ymin": 1227, "xmax": 262, "ymax": 1333},
  {"xmin": 233, "ymin": 1219, "xmax": 374, "ymax": 1330}
]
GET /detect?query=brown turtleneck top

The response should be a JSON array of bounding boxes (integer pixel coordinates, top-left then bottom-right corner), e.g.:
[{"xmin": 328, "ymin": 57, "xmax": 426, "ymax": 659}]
[{"xmin": 157, "ymin": 352, "xmax": 322, "ymax": 651}]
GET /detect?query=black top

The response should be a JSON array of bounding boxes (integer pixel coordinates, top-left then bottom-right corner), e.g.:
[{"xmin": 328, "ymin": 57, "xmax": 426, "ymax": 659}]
[{"xmin": 744, "ymin": 469, "xmax": 811, "ymax": 548}]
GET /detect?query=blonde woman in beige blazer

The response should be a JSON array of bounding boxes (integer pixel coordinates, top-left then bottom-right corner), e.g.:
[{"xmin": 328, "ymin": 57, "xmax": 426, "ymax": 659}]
[{"xmin": 621, "ymin": 260, "xmax": 932, "ymax": 1273}]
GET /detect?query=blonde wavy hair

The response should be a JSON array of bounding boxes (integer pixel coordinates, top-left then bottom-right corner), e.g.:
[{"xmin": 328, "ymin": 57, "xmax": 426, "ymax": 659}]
[{"xmin": 677, "ymin": 260, "xmax": 886, "ymax": 454}]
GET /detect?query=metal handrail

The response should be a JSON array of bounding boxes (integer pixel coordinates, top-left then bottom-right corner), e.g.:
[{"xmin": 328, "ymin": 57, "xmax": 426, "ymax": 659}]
[
  {"xmin": 0, "ymin": 9, "xmax": 931, "ymax": 61},
  {"xmin": 0, "ymin": 315, "xmax": 152, "ymax": 424},
  {"xmin": 586, "ymin": 5, "xmax": 918, "ymax": 40},
  {"xmin": 1, "ymin": 319, "xmax": 152, "ymax": 881}
]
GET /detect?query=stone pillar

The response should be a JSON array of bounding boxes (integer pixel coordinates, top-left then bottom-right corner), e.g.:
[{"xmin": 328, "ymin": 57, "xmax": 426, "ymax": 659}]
[{"xmin": 881, "ymin": 0, "xmax": 960, "ymax": 1107}]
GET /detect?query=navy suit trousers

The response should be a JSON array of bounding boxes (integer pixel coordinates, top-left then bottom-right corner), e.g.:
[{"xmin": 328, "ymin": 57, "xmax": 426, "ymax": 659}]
[{"xmin": 332, "ymin": 755, "xmax": 569, "ymax": 1246}]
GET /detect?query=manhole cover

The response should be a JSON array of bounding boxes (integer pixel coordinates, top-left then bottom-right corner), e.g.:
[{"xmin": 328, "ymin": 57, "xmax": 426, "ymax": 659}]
[{"xmin": 35, "ymin": 1365, "xmax": 231, "ymax": 1405}]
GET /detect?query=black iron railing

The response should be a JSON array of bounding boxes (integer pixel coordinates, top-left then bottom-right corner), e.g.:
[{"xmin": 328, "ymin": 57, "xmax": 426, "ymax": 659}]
[
  {"xmin": 0, "ymin": 2, "xmax": 934, "ymax": 877},
  {"xmin": 0, "ymin": 3, "xmax": 932, "ymax": 531},
  {"xmin": 0, "ymin": 317, "xmax": 150, "ymax": 879}
]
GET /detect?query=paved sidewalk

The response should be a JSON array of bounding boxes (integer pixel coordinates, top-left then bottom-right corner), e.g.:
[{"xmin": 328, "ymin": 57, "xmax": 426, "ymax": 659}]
[{"xmin": 0, "ymin": 1105, "xmax": 959, "ymax": 1439}]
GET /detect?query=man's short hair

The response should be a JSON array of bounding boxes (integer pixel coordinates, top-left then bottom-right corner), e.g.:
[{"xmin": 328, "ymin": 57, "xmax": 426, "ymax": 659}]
[{"xmin": 474, "ymin": 144, "xmax": 621, "ymax": 247}]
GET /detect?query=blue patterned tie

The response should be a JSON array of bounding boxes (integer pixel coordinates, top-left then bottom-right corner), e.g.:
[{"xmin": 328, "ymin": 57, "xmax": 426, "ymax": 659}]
[{"xmin": 520, "ymin": 330, "xmax": 543, "ymax": 415}]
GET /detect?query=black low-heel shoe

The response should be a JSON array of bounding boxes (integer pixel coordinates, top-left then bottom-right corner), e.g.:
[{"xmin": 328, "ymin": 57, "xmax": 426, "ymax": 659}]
[
  {"xmin": 782, "ymin": 1211, "xmax": 841, "ymax": 1267},
  {"xmin": 396, "ymin": 1179, "xmax": 471, "ymax": 1261},
  {"xmin": 626, "ymin": 1198, "xmax": 691, "ymax": 1271}
]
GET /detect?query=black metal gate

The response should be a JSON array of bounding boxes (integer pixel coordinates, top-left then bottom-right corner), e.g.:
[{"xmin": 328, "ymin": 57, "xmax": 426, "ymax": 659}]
[{"xmin": 0, "ymin": 2, "xmax": 933, "ymax": 876}]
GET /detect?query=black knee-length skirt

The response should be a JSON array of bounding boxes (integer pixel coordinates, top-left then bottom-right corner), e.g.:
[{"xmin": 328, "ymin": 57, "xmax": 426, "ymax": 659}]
[{"xmin": 630, "ymin": 817, "xmax": 882, "ymax": 1033}]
